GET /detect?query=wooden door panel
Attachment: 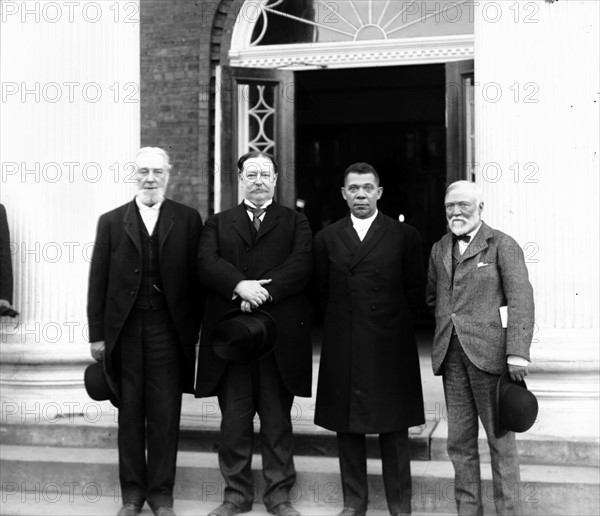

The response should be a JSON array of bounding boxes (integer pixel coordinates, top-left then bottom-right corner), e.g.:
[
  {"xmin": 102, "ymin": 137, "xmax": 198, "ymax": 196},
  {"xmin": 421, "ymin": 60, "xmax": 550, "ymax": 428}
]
[{"xmin": 219, "ymin": 66, "xmax": 295, "ymax": 211}]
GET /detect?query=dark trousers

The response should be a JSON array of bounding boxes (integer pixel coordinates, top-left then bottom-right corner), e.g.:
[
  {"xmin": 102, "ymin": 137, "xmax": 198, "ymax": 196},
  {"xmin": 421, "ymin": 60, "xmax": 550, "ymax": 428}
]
[
  {"xmin": 443, "ymin": 335, "xmax": 522, "ymax": 516},
  {"xmin": 337, "ymin": 430, "xmax": 412, "ymax": 514},
  {"xmin": 117, "ymin": 308, "xmax": 183, "ymax": 510},
  {"xmin": 216, "ymin": 353, "xmax": 296, "ymax": 510}
]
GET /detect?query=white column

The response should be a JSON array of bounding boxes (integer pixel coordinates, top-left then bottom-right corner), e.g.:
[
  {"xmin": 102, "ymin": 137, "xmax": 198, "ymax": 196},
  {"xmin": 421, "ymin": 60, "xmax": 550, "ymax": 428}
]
[
  {"xmin": 0, "ymin": 1, "xmax": 140, "ymax": 418},
  {"xmin": 474, "ymin": 0, "xmax": 599, "ymax": 372}
]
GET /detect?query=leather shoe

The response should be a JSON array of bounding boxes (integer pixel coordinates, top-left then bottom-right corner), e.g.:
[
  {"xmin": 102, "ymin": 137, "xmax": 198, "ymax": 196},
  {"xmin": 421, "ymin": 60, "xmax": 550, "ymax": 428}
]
[
  {"xmin": 153, "ymin": 507, "xmax": 176, "ymax": 516},
  {"xmin": 268, "ymin": 502, "xmax": 301, "ymax": 516},
  {"xmin": 338, "ymin": 508, "xmax": 366, "ymax": 516},
  {"xmin": 207, "ymin": 501, "xmax": 252, "ymax": 516},
  {"xmin": 116, "ymin": 503, "xmax": 142, "ymax": 516}
]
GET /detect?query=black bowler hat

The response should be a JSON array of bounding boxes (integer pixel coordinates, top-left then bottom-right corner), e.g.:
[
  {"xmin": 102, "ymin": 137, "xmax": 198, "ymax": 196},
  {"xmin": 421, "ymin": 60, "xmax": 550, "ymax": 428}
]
[
  {"xmin": 84, "ymin": 361, "xmax": 119, "ymax": 407},
  {"xmin": 495, "ymin": 372, "xmax": 538, "ymax": 438},
  {"xmin": 212, "ymin": 309, "xmax": 278, "ymax": 362}
]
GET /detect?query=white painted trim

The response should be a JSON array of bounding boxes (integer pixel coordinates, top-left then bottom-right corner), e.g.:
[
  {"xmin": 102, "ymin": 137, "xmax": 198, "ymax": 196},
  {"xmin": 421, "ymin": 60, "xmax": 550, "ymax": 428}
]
[{"xmin": 230, "ymin": 34, "xmax": 474, "ymax": 69}]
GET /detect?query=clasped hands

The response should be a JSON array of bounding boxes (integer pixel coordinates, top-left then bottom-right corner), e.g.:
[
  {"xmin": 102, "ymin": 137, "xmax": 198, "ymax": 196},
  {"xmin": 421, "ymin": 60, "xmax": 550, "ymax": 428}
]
[{"xmin": 235, "ymin": 279, "xmax": 272, "ymax": 313}]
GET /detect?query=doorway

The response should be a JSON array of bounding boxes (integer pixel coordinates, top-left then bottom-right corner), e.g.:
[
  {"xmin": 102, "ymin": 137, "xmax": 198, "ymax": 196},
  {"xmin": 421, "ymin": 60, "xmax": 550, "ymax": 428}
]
[{"xmin": 295, "ymin": 64, "xmax": 448, "ymax": 254}]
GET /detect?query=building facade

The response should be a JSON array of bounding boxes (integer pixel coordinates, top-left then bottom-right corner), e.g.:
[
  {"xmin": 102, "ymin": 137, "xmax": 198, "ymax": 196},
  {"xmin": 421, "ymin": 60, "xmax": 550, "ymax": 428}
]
[{"xmin": 1, "ymin": 0, "xmax": 598, "ymax": 441}]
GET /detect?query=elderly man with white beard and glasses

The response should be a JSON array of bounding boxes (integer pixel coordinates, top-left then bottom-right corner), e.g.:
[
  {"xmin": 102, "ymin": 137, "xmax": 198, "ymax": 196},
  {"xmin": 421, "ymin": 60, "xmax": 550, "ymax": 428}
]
[
  {"xmin": 426, "ymin": 180, "xmax": 535, "ymax": 516},
  {"xmin": 87, "ymin": 147, "xmax": 204, "ymax": 516}
]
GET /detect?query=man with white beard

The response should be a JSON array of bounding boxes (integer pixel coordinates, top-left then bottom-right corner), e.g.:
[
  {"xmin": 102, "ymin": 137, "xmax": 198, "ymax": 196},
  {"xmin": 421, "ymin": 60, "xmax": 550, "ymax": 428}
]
[{"xmin": 87, "ymin": 147, "xmax": 204, "ymax": 516}]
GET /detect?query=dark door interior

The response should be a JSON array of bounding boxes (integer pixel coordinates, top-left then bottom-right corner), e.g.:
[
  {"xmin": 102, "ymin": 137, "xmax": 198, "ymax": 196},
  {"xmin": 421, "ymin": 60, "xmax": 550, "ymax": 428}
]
[{"xmin": 295, "ymin": 65, "xmax": 448, "ymax": 255}]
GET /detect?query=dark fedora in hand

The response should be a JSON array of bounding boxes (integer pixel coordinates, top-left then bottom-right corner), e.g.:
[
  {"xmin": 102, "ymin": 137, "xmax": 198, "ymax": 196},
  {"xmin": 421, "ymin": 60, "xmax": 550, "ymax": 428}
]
[
  {"xmin": 495, "ymin": 372, "xmax": 538, "ymax": 438},
  {"xmin": 212, "ymin": 309, "xmax": 278, "ymax": 362},
  {"xmin": 84, "ymin": 361, "xmax": 119, "ymax": 407}
]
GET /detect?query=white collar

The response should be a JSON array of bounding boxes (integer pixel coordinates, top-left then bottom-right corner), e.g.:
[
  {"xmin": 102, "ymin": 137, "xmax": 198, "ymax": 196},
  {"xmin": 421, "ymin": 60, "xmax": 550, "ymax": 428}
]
[
  {"xmin": 135, "ymin": 197, "xmax": 162, "ymax": 212},
  {"xmin": 351, "ymin": 210, "xmax": 378, "ymax": 227},
  {"xmin": 244, "ymin": 199, "xmax": 273, "ymax": 210}
]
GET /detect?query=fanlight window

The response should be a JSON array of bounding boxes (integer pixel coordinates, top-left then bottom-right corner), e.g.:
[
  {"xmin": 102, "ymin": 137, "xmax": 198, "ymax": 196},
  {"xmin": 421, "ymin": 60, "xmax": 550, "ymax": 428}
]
[{"xmin": 245, "ymin": 0, "xmax": 474, "ymax": 46}]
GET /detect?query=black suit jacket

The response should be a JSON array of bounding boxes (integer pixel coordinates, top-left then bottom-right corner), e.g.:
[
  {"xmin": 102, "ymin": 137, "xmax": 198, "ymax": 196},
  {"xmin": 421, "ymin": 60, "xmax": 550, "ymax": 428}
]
[
  {"xmin": 0, "ymin": 204, "xmax": 13, "ymax": 304},
  {"xmin": 195, "ymin": 202, "xmax": 313, "ymax": 398},
  {"xmin": 87, "ymin": 198, "xmax": 204, "ymax": 400}
]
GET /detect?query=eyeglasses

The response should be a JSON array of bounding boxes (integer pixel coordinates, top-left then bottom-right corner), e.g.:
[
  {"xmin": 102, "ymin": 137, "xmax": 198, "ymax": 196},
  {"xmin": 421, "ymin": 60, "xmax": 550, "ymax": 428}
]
[
  {"xmin": 242, "ymin": 172, "xmax": 274, "ymax": 182},
  {"xmin": 445, "ymin": 202, "xmax": 473, "ymax": 212}
]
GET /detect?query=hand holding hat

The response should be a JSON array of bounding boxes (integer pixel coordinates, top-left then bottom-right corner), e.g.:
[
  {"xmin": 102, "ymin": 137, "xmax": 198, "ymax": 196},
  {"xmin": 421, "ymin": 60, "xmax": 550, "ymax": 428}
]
[
  {"xmin": 84, "ymin": 361, "xmax": 119, "ymax": 407},
  {"xmin": 212, "ymin": 308, "xmax": 278, "ymax": 362},
  {"xmin": 495, "ymin": 372, "xmax": 539, "ymax": 438}
]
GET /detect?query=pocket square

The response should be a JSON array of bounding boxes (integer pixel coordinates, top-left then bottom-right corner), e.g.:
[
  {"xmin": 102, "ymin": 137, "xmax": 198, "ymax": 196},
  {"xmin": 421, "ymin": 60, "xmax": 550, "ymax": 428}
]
[{"xmin": 477, "ymin": 262, "xmax": 489, "ymax": 268}]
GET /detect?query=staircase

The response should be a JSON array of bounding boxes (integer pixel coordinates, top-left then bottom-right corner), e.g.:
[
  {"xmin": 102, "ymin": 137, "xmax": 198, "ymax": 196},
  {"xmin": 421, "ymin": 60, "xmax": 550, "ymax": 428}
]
[{"xmin": 1, "ymin": 346, "xmax": 599, "ymax": 516}]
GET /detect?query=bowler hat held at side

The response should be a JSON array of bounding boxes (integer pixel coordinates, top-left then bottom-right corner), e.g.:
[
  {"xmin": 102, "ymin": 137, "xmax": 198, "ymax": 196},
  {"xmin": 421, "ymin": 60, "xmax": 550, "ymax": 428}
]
[
  {"xmin": 212, "ymin": 309, "xmax": 278, "ymax": 362},
  {"xmin": 495, "ymin": 372, "xmax": 539, "ymax": 438},
  {"xmin": 84, "ymin": 361, "xmax": 119, "ymax": 407}
]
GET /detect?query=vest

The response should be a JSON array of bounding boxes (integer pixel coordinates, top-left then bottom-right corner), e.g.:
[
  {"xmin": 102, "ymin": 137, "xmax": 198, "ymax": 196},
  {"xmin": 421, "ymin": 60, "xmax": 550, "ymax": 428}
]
[{"xmin": 133, "ymin": 209, "xmax": 167, "ymax": 310}]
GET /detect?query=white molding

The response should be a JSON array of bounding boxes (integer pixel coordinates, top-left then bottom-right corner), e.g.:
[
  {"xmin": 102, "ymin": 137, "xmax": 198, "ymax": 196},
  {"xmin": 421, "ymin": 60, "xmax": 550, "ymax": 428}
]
[{"xmin": 229, "ymin": 35, "xmax": 474, "ymax": 69}]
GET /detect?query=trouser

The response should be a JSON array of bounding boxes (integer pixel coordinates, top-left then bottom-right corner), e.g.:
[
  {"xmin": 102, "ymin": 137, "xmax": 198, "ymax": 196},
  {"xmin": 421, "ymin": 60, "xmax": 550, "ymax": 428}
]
[
  {"xmin": 117, "ymin": 308, "xmax": 183, "ymax": 510},
  {"xmin": 337, "ymin": 430, "xmax": 412, "ymax": 514},
  {"xmin": 442, "ymin": 335, "xmax": 522, "ymax": 516},
  {"xmin": 216, "ymin": 353, "xmax": 296, "ymax": 510}
]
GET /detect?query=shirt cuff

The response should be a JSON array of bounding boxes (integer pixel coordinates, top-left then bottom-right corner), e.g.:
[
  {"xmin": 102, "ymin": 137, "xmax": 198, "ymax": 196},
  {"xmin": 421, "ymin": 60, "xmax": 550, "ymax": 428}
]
[{"xmin": 507, "ymin": 354, "xmax": 530, "ymax": 366}]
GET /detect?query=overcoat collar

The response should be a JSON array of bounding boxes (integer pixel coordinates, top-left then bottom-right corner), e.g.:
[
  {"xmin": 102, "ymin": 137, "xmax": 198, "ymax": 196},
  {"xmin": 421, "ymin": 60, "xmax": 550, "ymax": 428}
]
[
  {"xmin": 123, "ymin": 197, "xmax": 175, "ymax": 257},
  {"xmin": 441, "ymin": 220, "xmax": 494, "ymax": 278},
  {"xmin": 339, "ymin": 212, "xmax": 389, "ymax": 269},
  {"xmin": 231, "ymin": 201, "xmax": 282, "ymax": 246}
]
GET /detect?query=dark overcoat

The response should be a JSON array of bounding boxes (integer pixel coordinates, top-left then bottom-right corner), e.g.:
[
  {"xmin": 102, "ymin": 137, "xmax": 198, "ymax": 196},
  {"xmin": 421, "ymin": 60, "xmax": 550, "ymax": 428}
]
[
  {"xmin": 313, "ymin": 212, "xmax": 425, "ymax": 433},
  {"xmin": 0, "ymin": 204, "xmax": 13, "ymax": 304},
  {"xmin": 195, "ymin": 202, "xmax": 313, "ymax": 398},
  {"xmin": 426, "ymin": 221, "xmax": 535, "ymax": 375},
  {"xmin": 87, "ymin": 198, "xmax": 204, "ymax": 401}
]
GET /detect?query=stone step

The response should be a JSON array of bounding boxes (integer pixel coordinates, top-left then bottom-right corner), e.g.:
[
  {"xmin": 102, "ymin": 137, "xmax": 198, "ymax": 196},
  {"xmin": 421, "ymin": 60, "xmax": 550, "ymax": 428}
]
[
  {"xmin": 0, "ymin": 494, "xmax": 454, "ymax": 516},
  {"xmin": 1, "ymin": 414, "xmax": 597, "ymax": 468},
  {"xmin": 0, "ymin": 420, "xmax": 432, "ymax": 461},
  {"xmin": 1, "ymin": 444, "xmax": 598, "ymax": 516},
  {"xmin": 429, "ymin": 419, "xmax": 600, "ymax": 468}
]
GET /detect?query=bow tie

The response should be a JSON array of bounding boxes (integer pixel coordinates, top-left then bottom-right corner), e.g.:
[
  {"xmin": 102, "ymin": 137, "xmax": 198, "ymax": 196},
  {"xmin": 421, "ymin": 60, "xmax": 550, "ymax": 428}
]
[{"xmin": 453, "ymin": 234, "xmax": 471, "ymax": 243}]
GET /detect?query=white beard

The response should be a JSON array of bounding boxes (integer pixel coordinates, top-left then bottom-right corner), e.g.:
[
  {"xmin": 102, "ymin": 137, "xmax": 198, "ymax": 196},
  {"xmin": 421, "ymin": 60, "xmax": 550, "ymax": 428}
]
[{"xmin": 137, "ymin": 188, "xmax": 165, "ymax": 206}]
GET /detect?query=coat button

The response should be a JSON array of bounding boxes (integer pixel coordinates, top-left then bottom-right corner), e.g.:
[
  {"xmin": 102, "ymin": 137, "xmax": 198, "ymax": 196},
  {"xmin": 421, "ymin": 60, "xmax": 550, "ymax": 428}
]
[
  {"xmin": 371, "ymin": 305, "xmax": 376, "ymax": 310},
  {"xmin": 243, "ymin": 266, "xmax": 248, "ymax": 272},
  {"xmin": 130, "ymin": 290, "xmax": 135, "ymax": 296},
  {"xmin": 451, "ymin": 313, "xmax": 456, "ymax": 317},
  {"xmin": 133, "ymin": 269, "xmax": 139, "ymax": 274},
  {"xmin": 348, "ymin": 272, "xmax": 352, "ymax": 277},
  {"xmin": 245, "ymin": 247, "xmax": 250, "ymax": 252}
]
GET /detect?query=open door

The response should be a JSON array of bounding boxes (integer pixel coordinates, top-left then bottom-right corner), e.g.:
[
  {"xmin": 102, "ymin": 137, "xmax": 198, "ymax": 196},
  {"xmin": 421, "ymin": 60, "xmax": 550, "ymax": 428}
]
[
  {"xmin": 446, "ymin": 60, "xmax": 475, "ymax": 183},
  {"xmin": 218, "ymin": 66, "xmax": 295, "ymax": 211}
]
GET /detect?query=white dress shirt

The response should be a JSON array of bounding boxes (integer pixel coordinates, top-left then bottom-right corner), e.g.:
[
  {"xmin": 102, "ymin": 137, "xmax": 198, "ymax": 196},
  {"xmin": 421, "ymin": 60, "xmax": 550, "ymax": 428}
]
[
  {"xmin": 135, "ymin": 197, "xmax": 162, "ymax": 235},
  {"xmin": 243, "ymin": 199, "xmax": 273, "ymax": 223},
  {"xmin": 350, "ymin": 210, "xmax": 378, "ymax": 241}
]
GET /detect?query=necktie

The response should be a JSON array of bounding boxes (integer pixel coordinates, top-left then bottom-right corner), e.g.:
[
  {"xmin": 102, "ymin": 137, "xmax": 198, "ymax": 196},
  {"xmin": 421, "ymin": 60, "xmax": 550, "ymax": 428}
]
[
  {"xmin": 246, "ymin": 205, "xmax": 266, "ymax": 231},
  {"xmin": 453, "ymin": 233, "xmax": 471, "ymax": 243}
]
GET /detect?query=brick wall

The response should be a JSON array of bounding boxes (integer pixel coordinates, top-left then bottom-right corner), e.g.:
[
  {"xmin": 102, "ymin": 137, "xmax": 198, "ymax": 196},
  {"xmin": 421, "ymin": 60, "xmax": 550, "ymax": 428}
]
[
  {"xmin": 141, "ymin": 0, "xmax": 212, "ymax": 218},
  {"xmin": 140, "ymin": 0, "xmax": 244, "ymax": 218}
]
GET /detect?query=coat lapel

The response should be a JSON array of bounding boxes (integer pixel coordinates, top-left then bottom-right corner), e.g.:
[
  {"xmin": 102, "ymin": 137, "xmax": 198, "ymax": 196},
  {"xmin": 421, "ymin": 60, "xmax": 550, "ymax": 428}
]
[
  {"xmin": 123, "ymin": 199, "xmax": 141, "ymax": 255},
  {"xmin": 349, "ymin": 213, "xmax": 388, "ymax": 269},
  {"xmin": 440, "ymin": 233, "xmax": 453, "ymax": 280},
  {"xmin": 338, "ymin": 216, "xmax": 361, "ymax": 255},
  {"xmin": 460, "ymin": 221, "xmax": 493, "ymax": 262},
  {"xmin": 256, "ymin": 201, "xmax": 282, "ymax": 242},
  {"xmin": 158, "ymin": 199, "xmax": 175, "ymax": 257},
  {"xmin": 231, "ymin": 203, "xmax": 253, "ymax": 247}
]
